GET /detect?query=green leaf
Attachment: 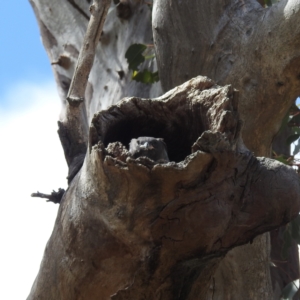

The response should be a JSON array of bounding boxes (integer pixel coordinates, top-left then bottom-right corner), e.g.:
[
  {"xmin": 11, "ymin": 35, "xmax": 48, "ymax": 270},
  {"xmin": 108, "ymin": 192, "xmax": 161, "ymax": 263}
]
[
  {"xmin": 281, "ymin": 280, "xmax": 299, "ymax": 300},
  {"xmin": 286, "ymin": 134, "xmax": 300, "ymax": 145},
  {"xmin": 132, "ymin": 70, "xmax": 159, "ymax": 84},
  {"xmin": 125, "ymin": 44, "xmax": 147, "ymax": 71}
]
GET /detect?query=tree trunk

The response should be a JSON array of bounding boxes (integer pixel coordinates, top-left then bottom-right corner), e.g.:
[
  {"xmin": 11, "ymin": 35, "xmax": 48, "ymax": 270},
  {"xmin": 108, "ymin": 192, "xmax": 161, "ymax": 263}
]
[
  {"xmin": 153, "ymin": 1, "xmax": 300, "ymax": 298},
  {"xmin": 28, "ymin": 0, "xmax": 300, "ymax": 299}
]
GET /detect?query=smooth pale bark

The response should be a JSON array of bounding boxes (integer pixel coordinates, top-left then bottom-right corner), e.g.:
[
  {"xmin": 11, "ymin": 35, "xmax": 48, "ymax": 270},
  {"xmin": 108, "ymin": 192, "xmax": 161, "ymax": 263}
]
[
  {"xmin": 67, "ymin": 0, "xmax": 111, "ymax": 105},
  {"xmin": 28, "ymin": 0, "xmax": 300, "ymax": 299}
]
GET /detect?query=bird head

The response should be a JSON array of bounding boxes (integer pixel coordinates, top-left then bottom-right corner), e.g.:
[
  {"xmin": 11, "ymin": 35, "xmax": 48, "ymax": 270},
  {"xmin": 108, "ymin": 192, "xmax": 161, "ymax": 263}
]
[
  {"xmin": 138, "ymin": 141, "xmax": 155, "ymax": 150},
  {"xmin": 129, "ymin": 137, "xmax": 169, "ymax": 163}
]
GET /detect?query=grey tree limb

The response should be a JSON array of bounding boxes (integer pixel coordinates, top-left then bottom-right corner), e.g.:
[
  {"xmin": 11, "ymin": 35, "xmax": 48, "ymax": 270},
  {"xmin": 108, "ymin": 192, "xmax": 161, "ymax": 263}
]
[{"xmin": 67, "ymin": 0, "xmax": 111, "ymax": 106}]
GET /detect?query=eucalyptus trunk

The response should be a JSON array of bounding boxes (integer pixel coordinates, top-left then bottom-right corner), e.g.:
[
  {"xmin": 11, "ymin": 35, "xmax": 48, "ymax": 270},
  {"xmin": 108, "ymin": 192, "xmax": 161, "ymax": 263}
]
[{"xmin": 28, "ymin": 0, "xmax": 300, "ymax": 299}]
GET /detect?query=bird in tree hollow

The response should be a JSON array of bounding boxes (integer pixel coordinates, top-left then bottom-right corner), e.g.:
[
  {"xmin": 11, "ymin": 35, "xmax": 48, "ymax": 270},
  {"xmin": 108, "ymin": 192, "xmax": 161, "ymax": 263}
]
[{"xmin": 129, "ymin": 137, "xmax": 170, "ymax": 163}]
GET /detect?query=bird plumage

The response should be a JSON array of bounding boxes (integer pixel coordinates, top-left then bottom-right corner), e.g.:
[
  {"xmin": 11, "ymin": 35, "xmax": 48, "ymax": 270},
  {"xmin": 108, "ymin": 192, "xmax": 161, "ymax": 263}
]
[{"xmin": 129, "ymin": 137, "xmax": 169, "ymax": 163}]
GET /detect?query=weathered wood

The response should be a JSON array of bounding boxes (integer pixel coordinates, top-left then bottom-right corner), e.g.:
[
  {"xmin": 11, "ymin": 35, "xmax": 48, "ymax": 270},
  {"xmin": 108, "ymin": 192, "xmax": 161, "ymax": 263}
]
[
  {"xmin": 153, "ymin": 0, "xmax": 300, "ymax": 156},
  {"xmin": 153, "ymin": 1, "xmax": 300, "ymax": 298},
  {"xmin": 28, "ymin": 0, "xmax": 300, "ymax": 298},
  {"xmin": 27, "ymin": 77, "xmax": 300, "ymax": 300}
]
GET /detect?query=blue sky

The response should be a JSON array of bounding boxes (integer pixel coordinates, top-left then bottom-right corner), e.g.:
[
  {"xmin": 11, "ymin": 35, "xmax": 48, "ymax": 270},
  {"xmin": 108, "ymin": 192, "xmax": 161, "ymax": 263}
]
[
  {"xmin": 0, "ymin": 2, "xmax": 67, "ymax": 299},
  {"xmin": 0, "ymin": 1, "xmax": 52, "ymax": 107}
]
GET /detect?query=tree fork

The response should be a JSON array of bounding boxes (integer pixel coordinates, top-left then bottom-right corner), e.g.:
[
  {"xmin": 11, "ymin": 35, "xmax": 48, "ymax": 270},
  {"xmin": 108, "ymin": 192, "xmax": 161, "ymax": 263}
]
[{"xmin": 28, "ymin": 0, "xmax": 300, "ymax": 298}]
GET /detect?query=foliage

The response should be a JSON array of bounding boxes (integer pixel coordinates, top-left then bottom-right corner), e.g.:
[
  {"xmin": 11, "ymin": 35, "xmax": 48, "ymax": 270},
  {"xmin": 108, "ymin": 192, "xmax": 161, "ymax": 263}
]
[
  {"xmin": 125, "ymin": 43, "xmax": 159, "ymax": 84},
  {"xmin": 125, "ymin": 43, "xmax": 147, "ymax": 71},
  {"xmin": 132, "ymin": 69, "xmax": 159, "ymax": 84}
]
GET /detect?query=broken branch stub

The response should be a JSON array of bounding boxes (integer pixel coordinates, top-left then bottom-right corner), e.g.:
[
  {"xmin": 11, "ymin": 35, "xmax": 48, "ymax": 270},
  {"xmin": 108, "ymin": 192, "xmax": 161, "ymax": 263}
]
[{"xmin": 28, "ymin": 76, "xmax": 300, "ymax": 300}]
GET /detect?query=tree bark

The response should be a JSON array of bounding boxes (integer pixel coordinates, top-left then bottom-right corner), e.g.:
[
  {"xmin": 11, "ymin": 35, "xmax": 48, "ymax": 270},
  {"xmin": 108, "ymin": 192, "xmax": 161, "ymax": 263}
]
[
  {"xmin": 153, "ymin": 0, "xmax": 300, "ymax": 298},
  {"xmin": 28, "ymin": 76, "xmax": 300, "ymax": 299},
  {"xmin": 153, "ymin": 0, "xmax": 300, "ymax": 156},
  {"xmin": 28, "ymin": 0, "xmax": 300, "ymax": 299}
]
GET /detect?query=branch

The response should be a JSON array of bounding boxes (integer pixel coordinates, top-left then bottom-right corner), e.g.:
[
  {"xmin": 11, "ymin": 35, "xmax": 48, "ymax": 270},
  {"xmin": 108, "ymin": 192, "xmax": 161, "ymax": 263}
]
[
  {"xmin": 31, "ymin": 188, "xmax": 65, "ymax": 204},
  {"xmin": 58, "ymin": 0, "xmax": 111, "ymax": 179},
  {"xmin": 67, "ymin": 0, "xmax": 111, "ymax": 106}
]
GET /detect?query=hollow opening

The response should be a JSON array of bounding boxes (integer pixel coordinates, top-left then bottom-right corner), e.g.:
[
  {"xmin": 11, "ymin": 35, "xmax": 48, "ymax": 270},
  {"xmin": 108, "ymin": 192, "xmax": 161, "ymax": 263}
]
[
  {"xmin": 92, "ymin": 78, "xmax": 238, "ymax": 164},
  {"xmin": 102, "ymin": 115, "xmax": 205, "ymax": 163}
]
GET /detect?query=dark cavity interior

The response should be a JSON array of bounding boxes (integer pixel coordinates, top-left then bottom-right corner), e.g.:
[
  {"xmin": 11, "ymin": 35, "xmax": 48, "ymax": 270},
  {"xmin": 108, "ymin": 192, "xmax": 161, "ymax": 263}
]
[{"xmin": 101, "ymin": 113, "xmax": 205, "ymax": 163}]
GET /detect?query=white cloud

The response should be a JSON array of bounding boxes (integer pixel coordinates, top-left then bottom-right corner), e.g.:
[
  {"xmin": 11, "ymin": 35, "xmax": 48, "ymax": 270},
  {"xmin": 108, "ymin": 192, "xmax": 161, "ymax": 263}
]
[{"xmin": 0, "ymin": 80, "xmax": 68, "ymax": 299}]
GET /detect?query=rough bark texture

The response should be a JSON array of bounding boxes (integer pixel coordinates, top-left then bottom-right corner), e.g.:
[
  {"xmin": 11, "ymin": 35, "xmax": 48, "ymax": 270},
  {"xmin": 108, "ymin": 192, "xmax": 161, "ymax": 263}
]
[
  {"xmin": 28, "ymin": 0, "xmax": 300, "ymax": 299},
  {"xmin": 153, "ymin": 0, "xmax": 300, "ymax": 156},
  {"xmin": 152, "ymin": 1, "xmax": 300, "ymax": 298},
  {"xmin": 28, "ymin": 76, "xmax": 300, "ymax": 299}
]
